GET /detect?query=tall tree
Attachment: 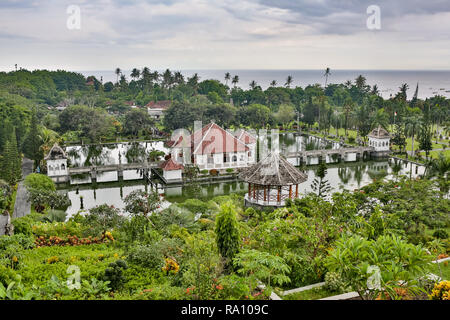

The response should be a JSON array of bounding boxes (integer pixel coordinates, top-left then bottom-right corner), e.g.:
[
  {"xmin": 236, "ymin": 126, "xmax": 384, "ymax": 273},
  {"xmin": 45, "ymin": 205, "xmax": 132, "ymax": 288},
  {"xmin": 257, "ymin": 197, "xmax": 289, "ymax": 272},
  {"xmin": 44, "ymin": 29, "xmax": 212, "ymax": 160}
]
[
  {"xmin": 0, "ymin": 128, "xmax": 21, "ymax": 185},
  {"xmin": 130, "ymin": 68, "xmax": 140, "ymax": 81},
  {"xmin": 285, "ymin": 75, "xmax": 293, "ymax": 88},
  {"xmin": 22, "ymin": 107, "xmax": 42, "ymax": 167},
  {"xmin": 311, "ymin": 162, "xmax": 331, "ymax": 198},
  {"xmin": 215, "ymin": 201, "xmax": 241, "ymax": 269},
  {"xmin": 324, "ymin": 68, "xmax": 331, "ymax": 88},
  {"xmin": 405, "ymin": 115, "xmax": 422, "ymax": 158},
  {"xmin": 231, "ymin": 75, "xmax": 239, "ymax": 88},
  {"xmin": 224, "ymin": 72, "xmax": 231, "ymax": 86},
  {"xmin": 115, "ymin": 68, "xmax": 121, "ymax": 85}
]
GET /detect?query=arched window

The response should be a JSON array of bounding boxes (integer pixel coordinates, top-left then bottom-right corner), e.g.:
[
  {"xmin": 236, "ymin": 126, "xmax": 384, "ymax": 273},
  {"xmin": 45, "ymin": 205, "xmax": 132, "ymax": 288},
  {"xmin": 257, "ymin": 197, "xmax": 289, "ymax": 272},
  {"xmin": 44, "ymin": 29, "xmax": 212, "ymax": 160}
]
[
  {"xmin": 61, "ymin": 163, "xmax": 66, "ymax": 170},
  {"xmin": 232, "ymin": 155, "xmax": 237, "ymax": 162}
]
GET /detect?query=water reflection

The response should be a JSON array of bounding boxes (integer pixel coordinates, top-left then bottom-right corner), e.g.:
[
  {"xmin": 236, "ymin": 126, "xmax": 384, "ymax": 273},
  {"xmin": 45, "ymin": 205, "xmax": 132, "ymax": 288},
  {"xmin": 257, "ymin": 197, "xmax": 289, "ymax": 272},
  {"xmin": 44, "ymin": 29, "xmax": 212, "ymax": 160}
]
[
  {"xmin": 64, "ymin": 159, "xmax": 425, "ymax": 215},
  {"xmin": 66, "ymin": 141, "xmax": 169, "ymax": 168}
]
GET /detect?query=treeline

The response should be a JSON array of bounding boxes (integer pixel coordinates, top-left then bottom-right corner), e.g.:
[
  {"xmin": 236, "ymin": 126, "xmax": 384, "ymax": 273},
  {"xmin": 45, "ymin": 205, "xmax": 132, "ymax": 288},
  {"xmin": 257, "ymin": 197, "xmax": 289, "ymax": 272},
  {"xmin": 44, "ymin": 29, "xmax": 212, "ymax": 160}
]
[{"xmin": 1, "ymin": 67, "xmax": 449, "ymax": 181}]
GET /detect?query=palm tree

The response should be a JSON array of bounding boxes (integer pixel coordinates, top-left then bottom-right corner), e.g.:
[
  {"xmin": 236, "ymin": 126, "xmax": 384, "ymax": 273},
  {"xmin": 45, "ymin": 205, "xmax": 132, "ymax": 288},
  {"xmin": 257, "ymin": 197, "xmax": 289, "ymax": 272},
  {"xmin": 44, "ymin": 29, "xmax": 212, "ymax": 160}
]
[
  {"xmin": 285, "ymin": 75, "xmax": 293, "ymax": 88},
  {"xmin": 173, "ymin": 71, "xmax": 184, "ymax": 85},
  {"xmin": 130, "ymin": 68, "xmax": 140, "ymax": 81},
  {"xmin": 344, "ymin": 80, "xmax": 352, "ymax": 89},
  {"xmin": 397, "ymin": 83, "xmax": 409, "ymax": 101},
  {"xmin": 324, "ymin": 68, "xmax": 331, "ymax": 88},
  {"xmin": 343, "ymin": 98, "xmax": 354, "ymax": 137},
  {"xmin": 405, "ymin": 115, "xmax": 422, "ymax": 158},
  {"xmin": 224, "ymin": 72, "xmax": 231, "ymax": 86},
  {"xmin": 115, "ymin": 68, "xmax": 122, "ymax": 84},
  {"xmin": 232, "ymin": 75, "xmax": 239, "ymax": 88},
  {"xmin": 162, "ymin": 69, "xmax": 173, "ymax": 89},
  {"xmin": 187, "ymin": 73, "xmax": 200, "ymax": 95},
  {"xmin": 249, "ymin": 80, "xmax": 257, "ymax": 90},
  {"xmin": 425, "ymin": 153, "xmax": 450, "ymax": 195},
  {"xmin": 355, "ymin": 75, "xmax": 367, "ymax": 90},
  {"xmin": 270, "ymin": 80, "xmax": 277, "ymax": 87},
  {"xmin": 371, "ymin": 84, "xmax": 379, "ymax": 96}
]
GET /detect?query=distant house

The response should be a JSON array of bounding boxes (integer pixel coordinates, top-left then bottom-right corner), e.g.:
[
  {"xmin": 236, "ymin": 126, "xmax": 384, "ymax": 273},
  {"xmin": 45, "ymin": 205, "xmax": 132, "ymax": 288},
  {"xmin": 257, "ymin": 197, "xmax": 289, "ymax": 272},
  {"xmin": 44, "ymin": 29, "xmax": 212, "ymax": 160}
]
[
  {"xmin": 124, "ymin": 101, "xmax": 138, "ymax": 109},
  {"xmin": 170, "ymin": 122, "xmax": 257, "ymax": 170},
  {"xmin": 147, "ymin": 100, "xmax": 171, "ymax": 120}
]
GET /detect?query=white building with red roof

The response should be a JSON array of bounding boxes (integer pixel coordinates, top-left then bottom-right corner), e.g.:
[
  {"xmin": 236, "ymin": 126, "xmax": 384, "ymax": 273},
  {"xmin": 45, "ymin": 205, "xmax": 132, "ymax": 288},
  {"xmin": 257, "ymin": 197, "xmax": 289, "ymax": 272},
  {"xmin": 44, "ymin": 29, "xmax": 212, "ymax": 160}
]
[
  {"xmin": 160, "ymin": 158, "xmax": 184, "ymax": 182},
  {"xmin": 147, "ymin": 100, "xmax": 171, "ymax": 120},
  {"xmin": 170, "ymin": 122, "xmax": 257, "ymax": 170}
]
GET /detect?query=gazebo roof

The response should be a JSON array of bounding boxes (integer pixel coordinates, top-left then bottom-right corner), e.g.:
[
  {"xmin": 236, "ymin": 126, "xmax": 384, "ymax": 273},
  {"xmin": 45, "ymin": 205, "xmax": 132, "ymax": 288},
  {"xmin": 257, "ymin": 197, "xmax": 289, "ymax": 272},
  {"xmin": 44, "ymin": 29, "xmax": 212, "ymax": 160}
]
[
  {"xmin": 44, "ymin": 143, "xmax": 66, "ymax": 160},
  {"xmin": 368, "ymin": 126, "xmax": 390, "ymax": 139},
  {"xmin": 239, "ymin": 152, "xmax": 308, "ymax": 186}
]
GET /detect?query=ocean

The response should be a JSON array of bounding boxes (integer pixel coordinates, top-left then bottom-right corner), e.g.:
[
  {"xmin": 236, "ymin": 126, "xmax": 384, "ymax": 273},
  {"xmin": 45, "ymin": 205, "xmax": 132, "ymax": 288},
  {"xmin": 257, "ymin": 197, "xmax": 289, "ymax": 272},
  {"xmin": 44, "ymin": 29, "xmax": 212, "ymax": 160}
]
[{"xmin": 80, "ymin": 69, "xmax": 450, "ymax": 100}]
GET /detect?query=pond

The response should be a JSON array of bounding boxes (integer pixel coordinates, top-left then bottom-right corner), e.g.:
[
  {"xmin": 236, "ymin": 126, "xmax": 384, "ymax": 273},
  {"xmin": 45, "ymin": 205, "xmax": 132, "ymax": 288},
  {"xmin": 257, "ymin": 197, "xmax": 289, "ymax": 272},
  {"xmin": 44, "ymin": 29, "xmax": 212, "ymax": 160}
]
[
  {"xmin": 62, "ymin": 158, "xmax": 424, "ymax": 216},
  {"xmin": 64, "ymin": 134, "xmax": 337, "ymax": 185}
]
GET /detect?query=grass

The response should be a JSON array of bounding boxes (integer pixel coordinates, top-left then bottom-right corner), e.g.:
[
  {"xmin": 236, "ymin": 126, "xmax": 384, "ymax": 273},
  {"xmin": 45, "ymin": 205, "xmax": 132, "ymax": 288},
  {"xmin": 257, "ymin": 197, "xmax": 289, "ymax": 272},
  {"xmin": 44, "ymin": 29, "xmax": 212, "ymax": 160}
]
[
  {"xmin": 282, "ymin": 286, "xmax": 339, "ymax": 300},
  {"xmin": 16, "ymin": 243, "xmax": 122, "ymax": 287},
  {"xmin": 430, "ymin": 261, "xmax": 450, "ymax": 280}
]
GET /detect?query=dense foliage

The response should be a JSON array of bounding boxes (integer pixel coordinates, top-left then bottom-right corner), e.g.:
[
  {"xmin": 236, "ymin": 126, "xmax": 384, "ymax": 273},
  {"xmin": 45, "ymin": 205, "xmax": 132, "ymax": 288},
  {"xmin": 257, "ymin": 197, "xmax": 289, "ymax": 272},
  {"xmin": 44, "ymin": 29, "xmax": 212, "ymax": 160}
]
[{"xmin": 0, "ymin": 177, "xmax": 448, "ymax": 300}]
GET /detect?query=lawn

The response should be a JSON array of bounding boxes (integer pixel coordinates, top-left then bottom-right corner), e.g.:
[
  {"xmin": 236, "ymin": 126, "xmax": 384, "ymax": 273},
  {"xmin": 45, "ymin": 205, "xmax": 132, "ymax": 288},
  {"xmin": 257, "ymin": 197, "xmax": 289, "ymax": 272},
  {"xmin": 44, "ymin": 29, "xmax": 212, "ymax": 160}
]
[
  {"xmin": 430, "ymin": 261, "xmax": 450, "ymax": 280},
  {"xmin": 282, "ymin": 286, "xmax": 339, "ymax": 300}
]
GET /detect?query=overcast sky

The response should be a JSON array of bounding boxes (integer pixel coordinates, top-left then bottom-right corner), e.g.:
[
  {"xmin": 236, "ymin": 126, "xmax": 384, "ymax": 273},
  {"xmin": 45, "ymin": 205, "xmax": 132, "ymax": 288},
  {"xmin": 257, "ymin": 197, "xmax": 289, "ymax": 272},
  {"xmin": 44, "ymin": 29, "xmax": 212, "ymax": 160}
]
[{"xmin": 1, "ymin": 0, "xmax": 450, "ymax": 71}]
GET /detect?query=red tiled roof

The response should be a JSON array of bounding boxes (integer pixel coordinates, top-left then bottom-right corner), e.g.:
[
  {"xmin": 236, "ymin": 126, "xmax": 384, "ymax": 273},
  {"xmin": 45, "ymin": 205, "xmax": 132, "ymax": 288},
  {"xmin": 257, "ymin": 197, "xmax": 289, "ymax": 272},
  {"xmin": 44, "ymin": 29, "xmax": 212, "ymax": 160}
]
[
  {"xmin": 146, "ymin": 100, "xmax": 171, "ymax": 109},
  {"xmin": 171, "ymin": 123, "xmax": 249, "ymax": 155},
  {"xmin": 234, "ymin": 129, "xmax": 257, "ymax": 144},
  {"xmin": 160, "ymin": 158, "xmax": 184, "ymax": 171}
]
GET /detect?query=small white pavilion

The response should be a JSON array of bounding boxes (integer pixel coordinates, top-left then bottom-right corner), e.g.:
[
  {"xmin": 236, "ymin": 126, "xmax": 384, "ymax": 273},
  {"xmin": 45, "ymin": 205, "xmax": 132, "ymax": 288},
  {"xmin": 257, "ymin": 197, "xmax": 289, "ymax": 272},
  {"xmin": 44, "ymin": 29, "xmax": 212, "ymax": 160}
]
[
  {"xmin": 44, "ymin": 144, "xmax": 69, "ymax": 183},
  {"xmin": 368, "ymin": 126, "xmax": 390, "ymax": 152}
]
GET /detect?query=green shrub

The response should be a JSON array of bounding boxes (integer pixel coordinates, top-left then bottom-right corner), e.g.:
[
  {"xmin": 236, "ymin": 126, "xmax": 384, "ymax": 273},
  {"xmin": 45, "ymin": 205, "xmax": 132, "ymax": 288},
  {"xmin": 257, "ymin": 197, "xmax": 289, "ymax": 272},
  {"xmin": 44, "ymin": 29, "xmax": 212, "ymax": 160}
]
[
  {"xmin": 179, "ymin": 199, "xmax": 211, "ymax": 215},
  {"xmin": 32, "ymin": 221, "xmax": 84, "ymax": 239},
  {"xmin": 217, "ymin": 274, "xmax": 251, "ymax": 299},
  {"xmin": 42, "ymin": 210, "xmax": 67, "ymax": 223},
  {"xmin": 12, "ymin": 216, "xmax": 34, "ymax": 236},
  {"xmin": 433, "ymin": 229, "xmax": 449, "ymax": 240},
  {"xmin": 0, "ymin": 234, "xmax": 35, "ymax": 250},
  {"xmin": 103, "ymin": 260, "xmax": 128, "ymax": 291},
  {"xmin": 226, "ymin": 168, "xmax": 234, "ymax": 173},
  {"xmin": 200, "ymin": 169, "xmax": 209, "ymax": 175},
  {"xmin": 324, "ymin": 272, "xmax": 348, "ymax": 293},
  {"xmin": 126, "ymin": 245, "xmax": 165, "ymax": 270},
  {"xmin": 24, "ymin": 174, "xmax": 56, "ymax": 192}
]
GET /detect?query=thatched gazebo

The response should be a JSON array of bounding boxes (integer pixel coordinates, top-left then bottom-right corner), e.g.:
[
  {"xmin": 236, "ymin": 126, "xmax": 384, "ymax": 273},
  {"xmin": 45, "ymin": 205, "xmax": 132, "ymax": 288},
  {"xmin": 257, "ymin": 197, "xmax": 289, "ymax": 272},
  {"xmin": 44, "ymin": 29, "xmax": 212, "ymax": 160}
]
[{"xmin": 239, "ymin": 152, "xmax": 308, "ymax": 207}]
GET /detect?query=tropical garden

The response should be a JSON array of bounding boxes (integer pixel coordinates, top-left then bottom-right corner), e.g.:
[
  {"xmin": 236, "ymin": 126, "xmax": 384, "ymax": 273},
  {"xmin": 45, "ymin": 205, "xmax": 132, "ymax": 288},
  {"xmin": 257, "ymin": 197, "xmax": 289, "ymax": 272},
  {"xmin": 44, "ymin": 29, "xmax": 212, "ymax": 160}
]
[{"xmin": 0, "ymin": 68, "xmax": 449, "ymax": 300}]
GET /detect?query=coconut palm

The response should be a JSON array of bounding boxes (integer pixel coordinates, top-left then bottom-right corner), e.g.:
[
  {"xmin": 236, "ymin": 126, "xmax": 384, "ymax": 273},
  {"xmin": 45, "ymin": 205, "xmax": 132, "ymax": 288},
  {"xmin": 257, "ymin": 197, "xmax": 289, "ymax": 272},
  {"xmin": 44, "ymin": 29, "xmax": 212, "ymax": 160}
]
[
  {"xmin": 285, "ymin": 75, "xmax": 293, "ymax": 88},
  {"xmin": 130, "ymin": 68, "xmax": 140, "ymax": 81},
  {"xmin": 355, "ymin": 75, "xmax": 367, "ymax": 90},
  {"xmin": 405, "ymin": 115, "xmax": 422, "ymax": 157},
  {"xmin": 324, "ymin": 68, "xmax": 331, "ymax": 87},
  {"xmin": 173, "ymin": 71, "xmax": 185, "ymax": 85},
  {"xmin": 115, "ymin": 68, "xmax": 121, "ymax": 84},
  {"xmin": 232, "ymin": 75, "xmax": 239, "ymax": 88},
  {"xmin": 343, "ymin": 98, "xmax": 354, "ymax": 137},
  {"xmin": 371, "ymin": 84, "xmax": 379, "ymax": 96},
  {"xmin": 249, "ymin": 80, "xmax": 257, "ymax": 90},
  {"xmin": 270, "ymin": 80, "xmax": 277, "ymax": 87},
  {"xmin": 224, "ymin": 72, "xmax": 231, "ymax": 86}
]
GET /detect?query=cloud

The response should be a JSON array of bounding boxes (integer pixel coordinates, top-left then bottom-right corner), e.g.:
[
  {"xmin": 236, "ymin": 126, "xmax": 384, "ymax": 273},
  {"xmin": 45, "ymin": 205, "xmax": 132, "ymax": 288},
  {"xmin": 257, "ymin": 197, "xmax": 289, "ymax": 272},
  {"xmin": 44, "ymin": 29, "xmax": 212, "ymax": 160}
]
[{"xmin": 0, "ymin": 0, "xmax": 449, "ymax": 70}]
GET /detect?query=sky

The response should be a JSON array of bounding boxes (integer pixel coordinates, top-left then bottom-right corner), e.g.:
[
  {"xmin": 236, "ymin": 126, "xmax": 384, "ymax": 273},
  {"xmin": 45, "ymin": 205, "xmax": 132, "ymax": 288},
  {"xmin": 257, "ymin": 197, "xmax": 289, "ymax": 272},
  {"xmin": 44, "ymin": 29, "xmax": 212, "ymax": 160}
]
[{"xmin": 1, "ymin": 0, "xmax": 450, "ymax": 72}]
